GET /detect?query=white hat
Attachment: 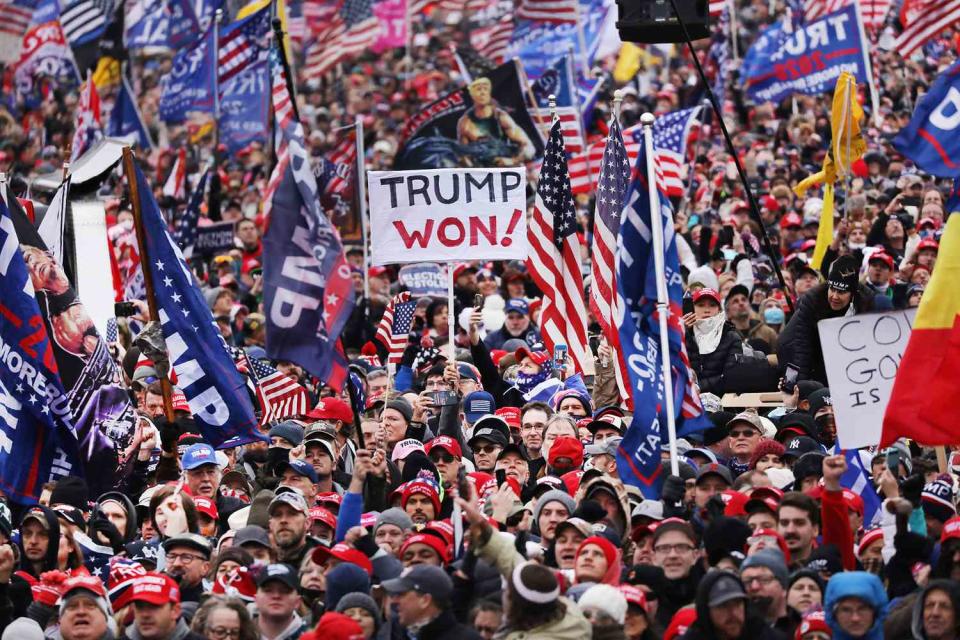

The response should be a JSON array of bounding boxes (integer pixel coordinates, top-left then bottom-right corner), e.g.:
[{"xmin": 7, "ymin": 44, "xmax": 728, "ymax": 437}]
[{"xmin": 578, "ymin": 584, "xmax": 628, "ymax": 624}]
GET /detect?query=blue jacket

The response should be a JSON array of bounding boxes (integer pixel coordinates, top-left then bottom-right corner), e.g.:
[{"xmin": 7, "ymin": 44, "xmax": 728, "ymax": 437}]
[{"xmin": 824, "ymin": 571, "xmax": 889, "ymax": 640}]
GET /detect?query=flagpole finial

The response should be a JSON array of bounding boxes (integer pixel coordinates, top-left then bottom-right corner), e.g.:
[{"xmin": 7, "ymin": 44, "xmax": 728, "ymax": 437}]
[
  {"xmin": 641, "ymin": 112, "xmax": 655, "ymax": 128},
  {"xmin": 216, "ymin": 7, "xmax": 223, "ymax": 22},
  {"xmin": 613, "ymin": 89, "xmax": 623, "ymax": 120},
  {"xmin": 548, "ymin": 94, "xmax": 557, "ymax": 121}
]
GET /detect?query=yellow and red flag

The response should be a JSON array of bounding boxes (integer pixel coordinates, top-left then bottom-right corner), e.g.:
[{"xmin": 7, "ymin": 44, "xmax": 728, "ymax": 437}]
[{"xmin": 881, "ymin": 213, "xmax": 960, "ymax": 447}]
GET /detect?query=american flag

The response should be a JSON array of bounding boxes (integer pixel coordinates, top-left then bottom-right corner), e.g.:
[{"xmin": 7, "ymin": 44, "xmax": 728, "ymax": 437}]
[
  {"xmin": 173, "ymin": 169, "xmax": 209, "ymax": 259},
  {"xmin": 59, "ymin": 0, "xmax": 113, "ymax": 46},
  {"xmin": 219, "ymin": 7, "xmax": 271, "ymax": 85},
  {"xmin": 803, "ymin": 0, "xmax": 892, "ymax": 28},
  {"xmin": 316, "ymin": 128, "xmax": 356, "ymax": 220},
  {"xmin": 569, "ymin": 107, "xmax": 701, "ymax": 197},
  {"xmin": 469, "ymin": 14, "xmax": 513, "ymax": 62},
  {"xmin": 709, "ymin": 0, "xmax": 726, "ymax": 17},
  {"xmin": 895, "ymin": 0, "xmax": 960, "ymax": 57},
  {"xmin": 163, "ymin": 148, "xmax": 187, "ymax": 200},
  {"xmin": 70, "ymin": 77, "xmax": 102, "ymax": 162},
  {"xmin": 0, "ymin": 0, "xmax": 35, "ymax": 63},
  {"xmin": 375, "ymin": 292, "xmax": 416, "ymax": 365},
  {"xmin": 516, "ymin": 0, "xmax": 578, "ymax": 23},
  {"xmin": 248, "ymin": 356, "xmax": 311, "ymax": 424},
  {"xmin": 707, "ymin": 0, "xmax": 730, "ymax": 108},
  {"xmin": 531, "ymin": 56, "xmax": 585, "ymax": 153},
  {"xmin": 526, "ymin": 120, "xmax": 592, "ymax": 375},
  {"xmin": 303, "ymin": 0, "xmax": 379, "ymax": 78}
]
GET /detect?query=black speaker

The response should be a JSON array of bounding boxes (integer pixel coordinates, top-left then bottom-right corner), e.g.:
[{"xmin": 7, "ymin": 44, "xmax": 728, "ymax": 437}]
[{"xmin": 615, "ymin": 0, "xmax": 710, "ymax": 44}]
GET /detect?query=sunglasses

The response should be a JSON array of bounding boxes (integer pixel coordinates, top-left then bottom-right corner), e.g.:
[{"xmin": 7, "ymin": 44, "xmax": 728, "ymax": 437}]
[
  {"xmin": 475, "ymin": 444, "xmax": 500, "ymax": 454},
  {"xmin": 429, "ymin": 451, "xmax": 456, "ymax": 464},
  {"xmin": 729, "ymin": 429, "xmax": 758, "ymax": 438}
]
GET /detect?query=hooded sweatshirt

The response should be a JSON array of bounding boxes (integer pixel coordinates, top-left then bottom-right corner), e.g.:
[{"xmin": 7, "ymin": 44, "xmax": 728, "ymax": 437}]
[
  {"xmin": 575, "ymin": 536, "xmax": 621, "ymax": 585},
  {"xmin": 16, "ymin": 506, "xmax": 61, "ymax": 578},
  {"xmin": 681, "ymin": 570, "xmax": 783, "ymax": 640},
  {"xmin": 911, "ymin": 580, "xmax": 960, "ymax": 640},
  {"xmin": 98, "ymin": 492, "xmax": 139, "ymax": 542},
  {"xmin": 824, "ymin": 571, "xmax": 888, "ymax": 640}
]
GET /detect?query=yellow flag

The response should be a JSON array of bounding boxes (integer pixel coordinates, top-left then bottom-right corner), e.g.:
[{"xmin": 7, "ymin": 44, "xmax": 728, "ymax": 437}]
[
  {"xmin": 92, "ymin": 57, "xmax": 121, "ymax": 93},
  {"xmin": 613, "ymin": 43, "xmax": 644, "ymax": 84}
]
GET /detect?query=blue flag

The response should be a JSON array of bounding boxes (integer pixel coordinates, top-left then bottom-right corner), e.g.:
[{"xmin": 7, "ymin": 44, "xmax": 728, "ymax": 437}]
[
  {"xmin": 125, "ymin": 0, "xmax": 169, "ymax": 49},
  {"xmin": 173, "ymin": 169, "xmax": 209, "ymax": 259},
  {"xmin": 893, "ymin": 60, "xmax": 960, "ymax": 177},
  {"xmin": 742, "ymin": 4, "xmax": 870, "ymax": 105},
  {"xmin": 166, "ymin": 0, "xmax": 200, "ymax": 49},
  {"xmin": 159, "ymin": 27, "xmax": 215, "ymax": 123},
  {"xmin": 108, "ymin": 76, "xmax": 153, "ymax": 149},
  {"xmin": 132, "ymin": 164, "xmax": 264, "ymax": 447},
  {"xmin": 263, "ymin": 50, "xmax": 355, "ymax": 390},
  {"xmin": 615, "ymin": 145, "xmax": 712, "ymax": 498},
  {"xmin": 0, "ymin": 199, "xmax": 82, "ymax": 504},
  {"xmin": 219, "ymin": 59, "xmax": 269, "ymax": 154},
  {"xmin": 841, "ymin": 449, "xmax": 882, "ymax": 526},
  {"xmin": 511, "ymin": 0, "xmax": 608, "ymax": 78}
]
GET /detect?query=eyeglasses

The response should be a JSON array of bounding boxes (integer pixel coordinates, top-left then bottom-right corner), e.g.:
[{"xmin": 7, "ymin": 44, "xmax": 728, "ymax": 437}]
[
  {"xmin": 742, "ymin": 575, "xmax": 778, "ymax": 586},
  {"xmin": 166, "ymin": 553, "xmax": 205, "ymax": 565},
  {"xmin": 207, "ymin": 627, "xmax": 241, "ymax": 639},
  {"xmin": 521, "ymin": 423, "xmax": 544, "ymax": 432},
  {"xmin": 729, "ymin": 429, "xmax": 758, "ymax": 438},
  {"xmin": 430, "ymin": 451, "xmax": 456, "ymax": 464},
  {"xmin": 475, "ymin": 445, "xmax": 500, "ymax": 454},
  {"xmin": 653, "ymin": 543, "xmax": 695, "ymax": 555}
]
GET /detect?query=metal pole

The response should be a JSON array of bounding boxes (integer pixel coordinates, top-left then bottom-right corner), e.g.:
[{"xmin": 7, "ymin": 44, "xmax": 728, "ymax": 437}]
[
  {"xmin": 663, "ymin": 0, "xmax": 794, "ymax": 313},
  {"xmin": 214, "ymin": 9, "xmax": 223, "ymax": 153},
  {"xmin": 122, "ymin": 147, "xmax": 176, "ymax": 423},
  {"xmin": 572, "ymin": 0, "xmax": 589, "ymax": 77},
  {"xmin": 641, "ymin": 113, "xmax": 679, "ymax": 476},
  {"xmin": 447, "ymin": 265, "xmax": 456, "ymax": 362},
  {"xmin": 356, "ymin": 116, "xmax": 370, "ymax": 308}
]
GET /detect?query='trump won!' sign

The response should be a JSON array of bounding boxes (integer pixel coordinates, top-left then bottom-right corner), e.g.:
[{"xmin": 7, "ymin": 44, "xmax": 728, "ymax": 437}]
[{"xmin": 368, "ymin": 168, "xmax": 527, "ymax": 264}]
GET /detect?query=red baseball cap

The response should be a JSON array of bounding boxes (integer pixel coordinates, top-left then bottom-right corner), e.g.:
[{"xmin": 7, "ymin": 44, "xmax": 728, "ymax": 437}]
[
  {"xmin": 317, "ymin": 492, "xmax": 342, "ymax": 509},
  {"xmin": 496, "ymin": 407, "xmax": 521, "ymax": 430},
  {"xmin": 401, "ymin": 479, "xmax": 441, "ymax": 514},
  {"xmin": 942, "ymin": 516, "xmax": 960, "ymax": 543},
  {"xmin": 842, "ymin": 489, "xmax": 865, "ymax": 516},
  {"xmin": 399, "ymin": 533, "xmax": 450, "ymax": 564},
  {"xmin": 619, "ymin": 584, "xmax": 648, "ymax": 612},
  {"xmin": 548, "ymin": 436, "xmax": 584, "ymax": 468},
  {"xmin": 308, "ymin": 397, "xmax": 353, "ymax": 424},
  {"xmin": 309, "ymin": 506, "xmax": 337, "ymax": 530},
  {"xmin": 867, "ymin": 251, "xmax": 894, "ymax": 270},
  {"xmin": 780, "ymin": 212, "xmax": 803, "ymax": 229},
  {"xmin": 692, "ymin": 288, "xmax": 721, "ymax": 305},
  {"xmin": 129, "ymin": 573, "xmax": 180, "ymax": 605},
  {"xmin": 368, "ymin": 266, "xmax": 388, "ymax": 278},
  {"xmin": 425, "ymin": 435, "xmax": 462, "ymax": 460},
  {"xmin": 61, "ymin": 575, "xmax": 107, "ymax": 600},
  {"xmin": 917, "ymin": 238, "xmax": 940, "ymax": 252},
  {"xmin": 721, "ymin": 490, "xmax": 748, "ymax": 517},
  {"xmin": 311, "ymin": 543, "xmax": 374, "ymax": 576},
  {"xmin": 194, "ymin": 496, "xmax": 219, "ymax": 520},
  {"xmin": 514, "ymin": 346, "xmax": 550, "ymax": 366}
]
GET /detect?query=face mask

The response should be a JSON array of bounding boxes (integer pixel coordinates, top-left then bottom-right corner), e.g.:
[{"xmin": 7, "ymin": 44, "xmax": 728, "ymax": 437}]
[
  {"xmin": 816, "ymin": 415, "xmax": 836, "ymax": 446},
  {"xmin": 848, "ymin": 241, "xmax": 866, "ymax": 250},
  {"xmin": 242, "ymin": 202, "xmax": 258, "ymax": 219},
  {"xmin": 245, "ymin": 448, "xmax": 267, "ymax": 464},
  {"xmin": 267, "ymin": 446, "xmax": 290, "ymax": 470},
  {"xmin": 764, "ymin": 307, "xmax": 785, "ymax": 325}
]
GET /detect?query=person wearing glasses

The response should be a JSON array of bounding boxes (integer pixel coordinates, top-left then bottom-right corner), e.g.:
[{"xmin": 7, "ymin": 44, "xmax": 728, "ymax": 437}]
[
  {"xmin": 823, "ymin": 571, "xmax": 888, "ymax": 640},
  {"xmin": 191, "ymin": 595, "xmax": 259, "ymax": 640},
  {"xmin": 649, "ymin": 519, "xmax": 703, "ymax": 629},
  {"xmin": 740, "ymin": 548, "xmax": 800, "ymax": 637},
  {"xmin": 161, "ymin": 533, "xmax": 212, "ymax": 605}
]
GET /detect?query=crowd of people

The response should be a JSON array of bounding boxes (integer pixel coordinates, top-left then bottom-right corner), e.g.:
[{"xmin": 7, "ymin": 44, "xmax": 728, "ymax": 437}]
[{"xmin": 1, "ymin": 0, "xmax": 959, "ymax": 639}]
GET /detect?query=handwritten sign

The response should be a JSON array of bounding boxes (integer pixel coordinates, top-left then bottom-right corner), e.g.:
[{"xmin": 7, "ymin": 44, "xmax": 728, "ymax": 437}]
[{"xmin": 818, "ymin": 308, "xmax": 916, "ymax": 448}]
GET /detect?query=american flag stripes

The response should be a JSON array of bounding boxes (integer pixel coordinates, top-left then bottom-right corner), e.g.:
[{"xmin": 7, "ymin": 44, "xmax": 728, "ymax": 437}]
[
  {"xmin": 172, "ymin": 169, "xmax": 209, "ymax": 259},
  {"xmin": 802, "ymin": 0, "xmax": 891, "ymax": 28},
  {"xmin": 526, "ymin": 120, "xmax": 592, "ymax": 375},
  {"xmin": 59, "ymin": 0, "xmax": 113, "ymax": 46},
  {"xmin": 516, "ymin": 0, "xmax": 578, "ymax": 23},
  {"xmin": 375, "ymin": 292, "xmax": 417, "ymax": 364},
  {"xmin": 0, "ymin": 0, "xmax": 35, "ymax": 63},
  {"xmin": 569, "ymin": 107, "xmax": 700, "ymax": 197},
  {"xmin": 895, "ymin": 0, "xmax": 960, "ymax": 57},
  {"xmin": 163, "ymin": 148, "xmax": 187, "ymax": 200},
  {"xmin": 316, "ymin": 128, "xmax": 357, "ymax": 218},
  {"xmin": 469, "ymin": 14, "xmax": 513, "ymax": 62},
  {"xmin": 70, "ymin": 77, "xmax": 102, "ymax": 162},
  {"xmin": 303, "ymin": 0, "xmax": 379, "ymax": 78},
  {"xmin": 218, "ymin": 7, "xmax": 271, "ymax": 85},
  {"xmin": 248, "ymin": 356, "xmax": 311, "ymax": 424}
]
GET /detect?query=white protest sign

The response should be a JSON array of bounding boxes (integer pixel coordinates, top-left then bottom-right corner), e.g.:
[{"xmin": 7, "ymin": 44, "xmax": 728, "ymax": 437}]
[
  {"xmin": 818, "ymin": 308, "xmax": 916, "ymax": 448},
  {"xmin": 368, "ymin": 168, "xmax": 527, "ymax": 265}
]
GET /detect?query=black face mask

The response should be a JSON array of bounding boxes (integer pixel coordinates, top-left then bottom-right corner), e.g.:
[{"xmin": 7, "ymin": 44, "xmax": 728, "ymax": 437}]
[
  {"xmin": 816, "ymin": 415, "xmax": 837, "ymax": 447},
  {"xmin": 245, "ymin": 448, "xmax": 268, "ymax": 464},
  {"xmin": 267, "ymin": 446, "xmax": 290, "ymax": 471},
  {"xmin": 299, "ymin": 586, "xmax": 325, "ymax": 606}
]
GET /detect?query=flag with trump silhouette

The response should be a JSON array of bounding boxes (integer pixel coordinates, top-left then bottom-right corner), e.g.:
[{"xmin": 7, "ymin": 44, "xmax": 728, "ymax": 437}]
[{"xmin": 615, "ymin": 143, "xmax": 712, "ymax": 498}]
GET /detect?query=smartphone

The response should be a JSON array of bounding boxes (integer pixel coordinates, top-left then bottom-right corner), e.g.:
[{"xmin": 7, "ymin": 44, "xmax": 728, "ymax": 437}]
[
  {"xmin": 682, "ymin": 294, "xmax": 694, "ymax": 316},
  {"xmin": 431, "ymin": 390, "xmax": 455, "ymax": 407},
  {"xmin": 901, "ymin": 196, "xmax": 921, "ymax": 208},
  {"xmin": 783, "ymin": 363, "xmax": 800, "ymax": 394},
  {"xmin": 553, "ymin": 344, "xmax": 567, "ymax": 368},
  {"xmin": 115, "ymin": 301, "xmax": 138, "ymax": 317},
  {"xmin": 887, "ymin": 448, "xmax": 901, "ymax": 478},
  {"xmin": 495, "ymin": 469, "xmax": 507, "ymax": 486},
  {"xmin": 474, "ymin": 293, "xmax": 484, "ymax": 310}
]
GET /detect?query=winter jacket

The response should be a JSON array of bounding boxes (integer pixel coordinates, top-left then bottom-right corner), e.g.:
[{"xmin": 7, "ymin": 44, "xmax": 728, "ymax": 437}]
[
  {"xmin": 97, "ymin": 491, "xmax": 139, "ymax": 542},
  {"xmin": 821, "ymin": 488, "xmax": 856, "ymax": 571},
  {"xmin": 824, "ymin": 571, "xmax": 888, "ymax": 640},
  {"xmin": 686, "ymin": 322, "xmax": 742, "ymax": 394},
  {"xmin": 483, "ymin": 324, "xmax": 541, "ymax": 351},
  {"xmin": 404, "ymin": 609, "xmax": 482, "ymax": 640},
  {"xmin": 474, "ymin": 527, "xmax": 592, "ymax": 640},
  {"xmin": 16, "ymin": 505, "xmax": 60, "ymax": 578},
  {"xmin": 122, "ymin": 616, "xmax": 206, "ymax": 640},
  {"xmin": 911, "ymin": 580, "xmax": 960, "ymax": 639},
  {"xmin": 680, "ymin": 570, "xmax": 785, "ymax": 640},
  {"xmin": 777, "ymin": 283, "xmax": 875, "ymax": 385},
  {"xmin": 734, "ymin": 319, "xmax": 780, "ymax": 351},
  {"xmin": 655, "ymin": 563, "xmax": 705, "ymax": 629}
]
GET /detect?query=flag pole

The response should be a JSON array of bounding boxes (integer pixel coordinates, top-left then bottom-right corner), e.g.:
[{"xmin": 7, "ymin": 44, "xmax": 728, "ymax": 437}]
[
  {"xmin": 572, "ymin": 0, "xmax": 589, "ymax": 76},
  {"xmin": 515, "ymin": 58, "xmax": 550, "ymax": 142},
  {"xmin": 356, "ymin": 115, "xmax": 370, "ymax": 310},
  {"xmin": 122, "ymin": 147, "xmax": 176, "ymax": 423},
  {"xmin": 727, "ymin": 0, "xmax": 739, "ymax": 60},
  {"xmin": 853, "ymin": 0, "xmax": 881, "ymax": 127},
  {"xmin": 447, "ymin": 265, "xmax": 456, "ymax": 363},
  {"xmin": 567, "ymin": 45, "xmax": 594, "ymax": 198},
  {"xmin": 640, "ymin": 113, "xmax": 679, "ymax": 476},
  {"xmin": 214, "ymin": 8, "xmax": 223, "ymax": 154}
]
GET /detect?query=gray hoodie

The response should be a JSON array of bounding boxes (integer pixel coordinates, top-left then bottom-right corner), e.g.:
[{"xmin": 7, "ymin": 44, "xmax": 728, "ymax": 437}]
[{"xmin": 911, "ymin": 580, "xmax": 960, "ymax": 640}]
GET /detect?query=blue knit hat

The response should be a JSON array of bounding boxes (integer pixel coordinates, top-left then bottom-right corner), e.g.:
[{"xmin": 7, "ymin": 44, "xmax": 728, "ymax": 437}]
[{"xmin": 268, "ymin": 421, "xmax": 304, "ymax": 447}]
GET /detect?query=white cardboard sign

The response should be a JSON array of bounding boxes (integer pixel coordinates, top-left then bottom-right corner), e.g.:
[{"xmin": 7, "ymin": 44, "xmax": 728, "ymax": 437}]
[{"xmin": 368, "ymin": 168, "xmax": 527, "ymax": 265}]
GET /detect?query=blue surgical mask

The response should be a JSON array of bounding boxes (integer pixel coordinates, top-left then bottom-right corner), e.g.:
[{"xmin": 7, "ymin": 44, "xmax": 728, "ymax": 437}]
[{"xmin": 764, "ymin": 307, "xmax": 785, "ymax": 325}]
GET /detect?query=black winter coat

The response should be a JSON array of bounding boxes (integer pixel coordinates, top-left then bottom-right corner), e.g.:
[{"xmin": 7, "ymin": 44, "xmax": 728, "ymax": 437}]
[
  {"xmin": 686, "ymin": 322, "xmax": 742, "ymax": 395},
  {"xmin": 402, "ymin": 609, "xmax": 482, "ymax": 640},
  {"xmin": 777, "ymin": 283, "xmax": 875, "ymax": 385},
  {"xmin": 680, "ymin": 571, "xmax": 787, "ymax": 640}
]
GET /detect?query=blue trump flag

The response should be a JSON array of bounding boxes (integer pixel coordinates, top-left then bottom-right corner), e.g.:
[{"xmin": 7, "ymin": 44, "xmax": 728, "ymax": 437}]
[
  {"xmin": 510, "ymin": 0, "xmax": 608, "ymax": 78},
  {"xmin": 263, "ymin": 50, "xmax": 355, "ymax": 390},
  {"xmin": 108, "ymin": 76, "xmax": 153, "ymax": 149},
  {"xmin": 132, "ymin": 163, "xmax": 264, "ymax": 447},
  {"xmin": 167, "ymin": 0, "xmax": 201, "ymax": 49},
  {"xmin": 125, "ymin": 0, "xmax": 169, "ymax": 49},
  {"xmin": 159, "ymin": 27, "xmax": 215, "ymax": 123},
  {"xmin": 742, "ymin": 4, "xmax": 870, "ymax": 105},
  {"xmin": 615, "ymin": 144, "xmax": 712, "ymax": 498},
  {"xmin": 893, "ymin": 60, "xmax": 960, "ymax": 177},
  {"xmin": 0, "ymin": 199, "xmax": 82, "ymax": 504}
]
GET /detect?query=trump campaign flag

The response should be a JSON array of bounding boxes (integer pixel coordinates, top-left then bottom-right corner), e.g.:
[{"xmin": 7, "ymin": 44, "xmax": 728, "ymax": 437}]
[
  {"xmin": 0, "ymin": 198, "xmax": 82, "ymax": 504},
  {"xmin": 615, "ymin": 144, "xmax": 712, "ymax": 498},
  {"xmin": 131, "ymin": 163, "xmax": 263, "ymax": 448},
  {"xmin": 263, "ymin": 49, "xmax": 355, "ymax": 390},
  {"xmin": 893, "ymin": 60, "xmax": 960, "ymax": 177},
  {"xmin": 159, "ymin": 27, "xmax": 215, "ymax": 123},
  {"xmin": 742, "ymin": 4, "xmax": 871, "ymax": 105},
  {"xmin": 881, "ymin": 214, "xmax": 960, "ymax": 447}
]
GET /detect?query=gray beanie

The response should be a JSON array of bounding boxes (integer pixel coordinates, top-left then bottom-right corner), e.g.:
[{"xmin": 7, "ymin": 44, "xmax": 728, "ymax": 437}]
[
  {"xmin": 741, "ymin": 548, "xmax": 789, "ymax": 587},
  {"xmin": 533, "ymin": 490, "xmax": 576, "ymax": 525},
  {"xmin": 386, "ymin": 398, "xmax": 413, "ymax": 424},
  {"xmin": 375, "ymin": 507, "xmax": 413, "ymax": 533},
  {"xmin": 336, "ymin": 592, "xmax": 382, "ymax": 632},
  {"xmin": 2, "ymin": 618, "xmax": 43, "ymax": 640},
  {"xmin": 268, "ymin": 421, "xmax": 304, "ymax": 447}
]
